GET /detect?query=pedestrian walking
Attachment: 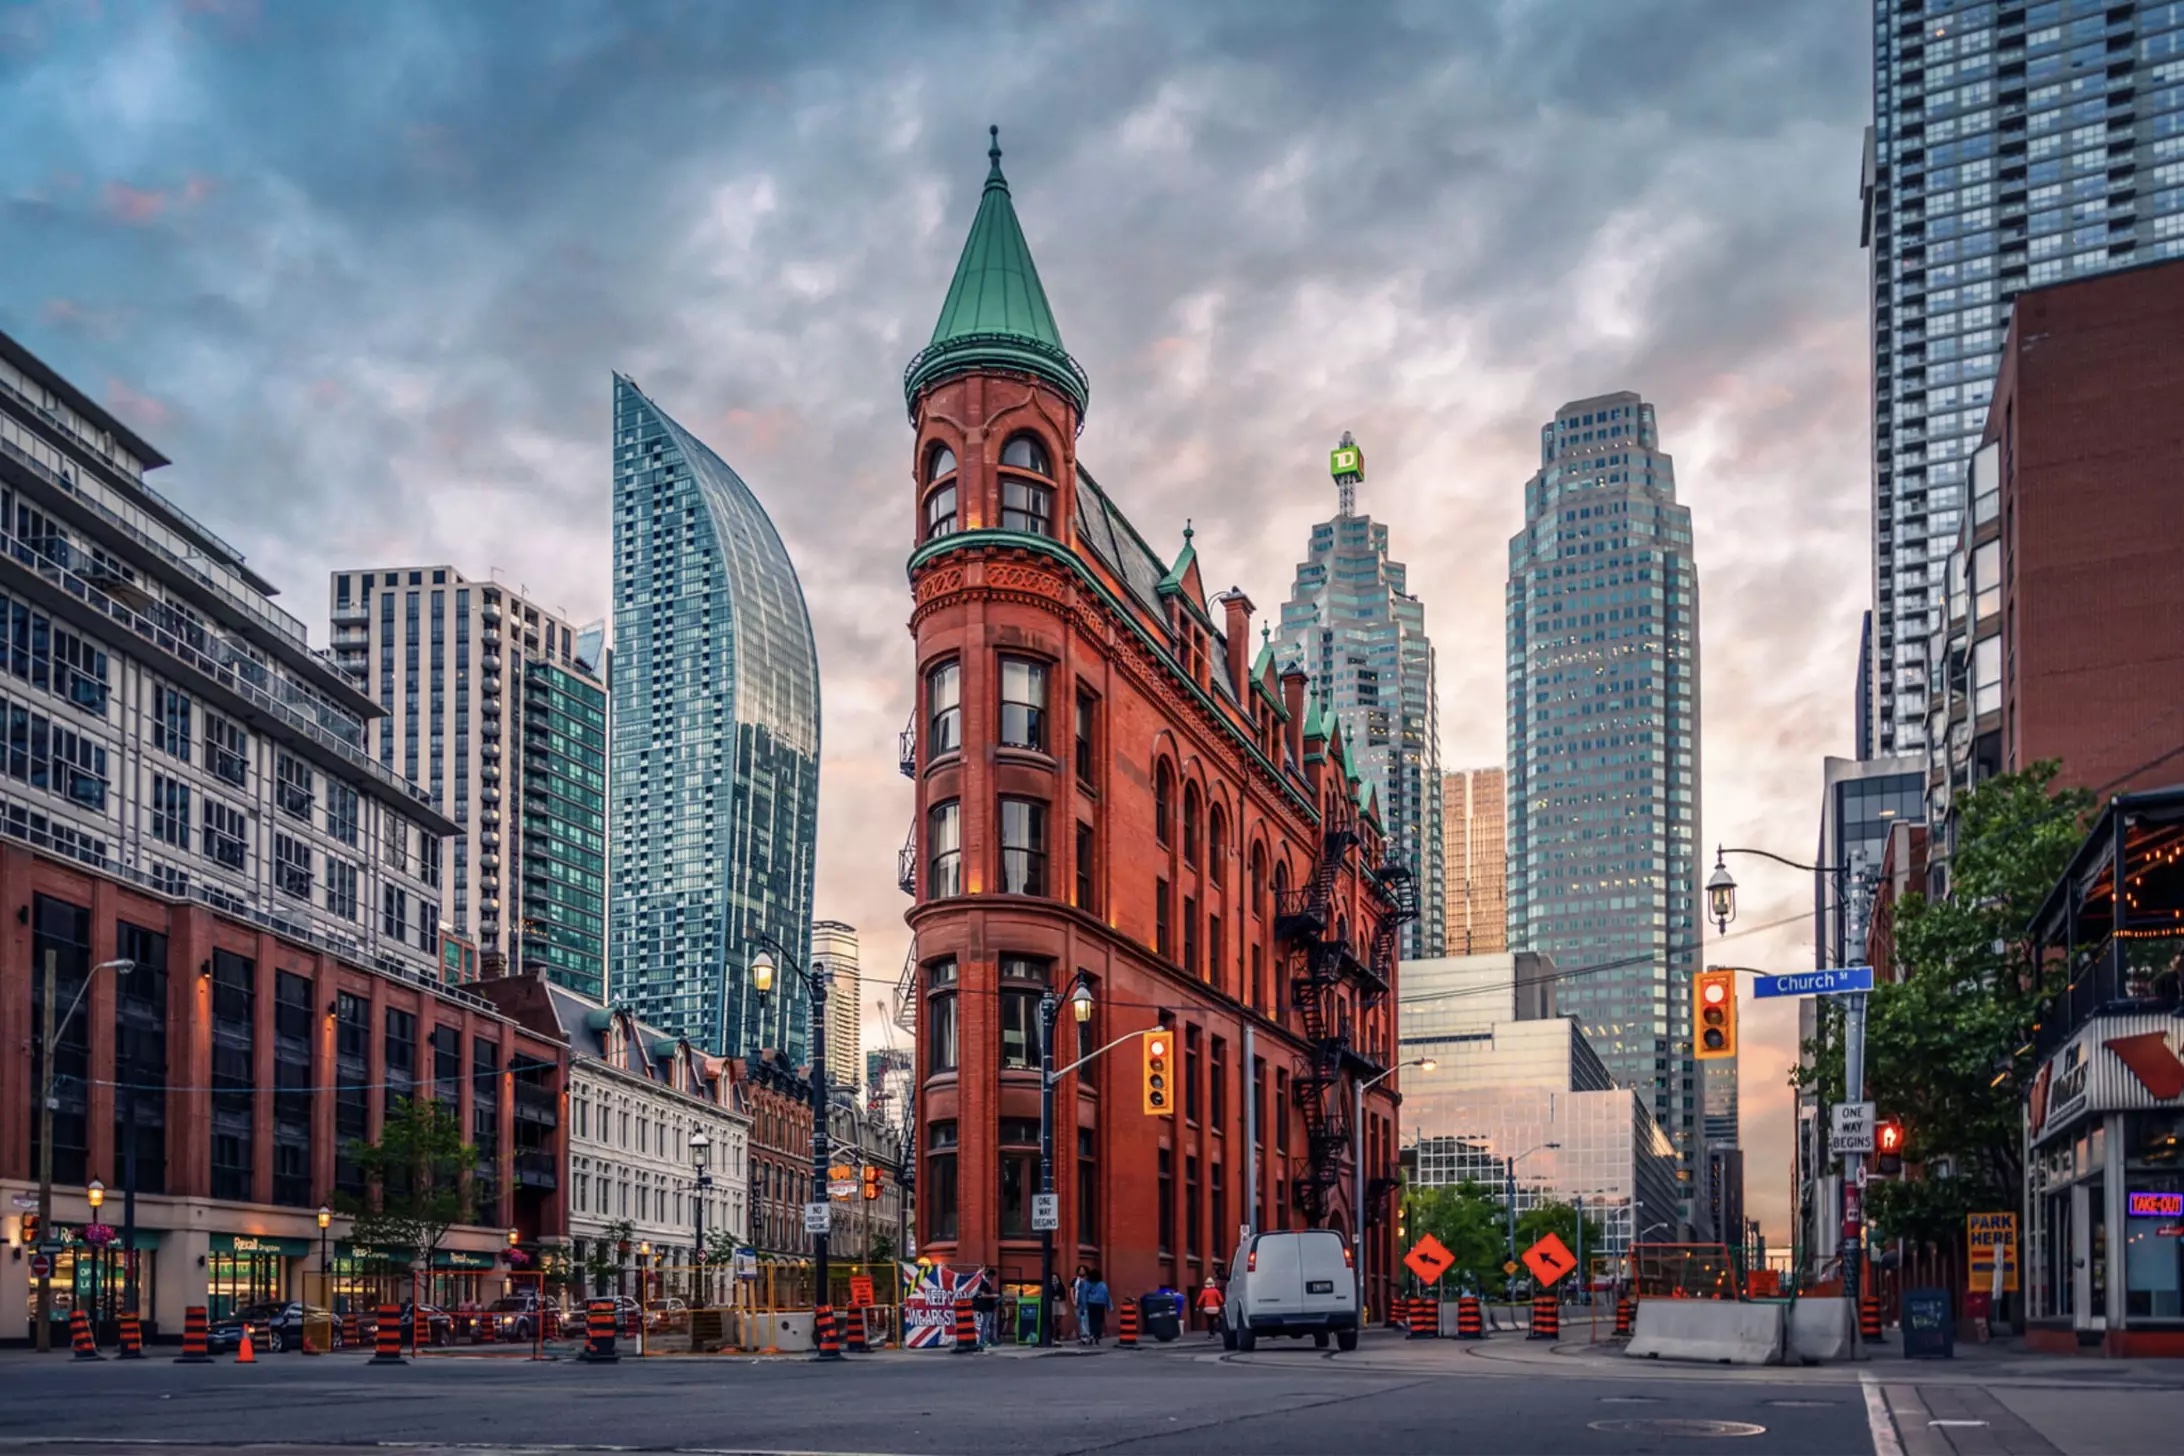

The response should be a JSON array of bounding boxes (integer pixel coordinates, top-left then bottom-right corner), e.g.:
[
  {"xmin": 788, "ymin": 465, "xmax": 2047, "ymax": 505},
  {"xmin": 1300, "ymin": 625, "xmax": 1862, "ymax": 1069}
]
[
  {"xmin": 1196, "ymin": 1275, "xmax": 1225, "ymax": 1338},
  {"xmin": 1085, "ymin": 1269, "xmax": 1111, "ymax": 1345},
  {"xmin": 1071, "ymin": 1264, "xmax": 1094, "ymax": 1345}
]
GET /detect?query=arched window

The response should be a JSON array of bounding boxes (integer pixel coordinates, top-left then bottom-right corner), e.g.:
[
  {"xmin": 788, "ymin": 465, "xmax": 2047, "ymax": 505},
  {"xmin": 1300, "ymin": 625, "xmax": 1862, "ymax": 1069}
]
[
  {"xmin": 1208, "ymin": 804, "xmax": 1227, "ymax": 887},
  {"xmin": 924, "ymin": 483, "xmax": 958, "ymax": 540},
  {"xmin": 1000, "ymin": 434, "xmax": 1050, "ymax": 474},
  {"xmin": 1272, "ymin": 859, "xmax": 1289, "ymax": 916},
  {"xmin": 927, "ymin": 443, "xmax": 957, "ymax": 482},
  {"xmin": 1155, "ymin": 761, "xmax": 1174, "ymax": 846},
  {"xmin": 1249, "ymin": 843, "xmax": 1267, "ymax": 918},
  {"xmin": 999, "ymin": 433, "xmax": 1054, "ymax": 537},
  {"xmin": 1182, "ymin": 785, "xmax": 1201, "ymax": 866}
]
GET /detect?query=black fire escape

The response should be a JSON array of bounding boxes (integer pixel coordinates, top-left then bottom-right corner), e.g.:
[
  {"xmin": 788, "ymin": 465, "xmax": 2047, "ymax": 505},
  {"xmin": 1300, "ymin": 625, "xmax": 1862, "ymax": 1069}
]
[{"xmin": 1273, "ymin": 792, "xmax": 1418, "ymax": 1227}]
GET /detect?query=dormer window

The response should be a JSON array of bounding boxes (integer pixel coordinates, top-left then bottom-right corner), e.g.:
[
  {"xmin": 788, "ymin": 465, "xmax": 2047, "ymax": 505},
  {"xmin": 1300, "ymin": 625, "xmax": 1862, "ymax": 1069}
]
[
  {"xmin": 924, "ymin": 443, "xmax": 959, "ymax": 539},
  {"xmin": 1000, "ymin": 433, "xmax": 1054, "ymax": 537}
]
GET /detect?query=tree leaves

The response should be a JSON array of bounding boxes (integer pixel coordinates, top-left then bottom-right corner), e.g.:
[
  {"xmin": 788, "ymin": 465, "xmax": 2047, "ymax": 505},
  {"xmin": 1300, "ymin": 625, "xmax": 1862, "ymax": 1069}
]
[{"xmin": 334, "ymin": 1094, "xmax": 478, "ymax": 1268}]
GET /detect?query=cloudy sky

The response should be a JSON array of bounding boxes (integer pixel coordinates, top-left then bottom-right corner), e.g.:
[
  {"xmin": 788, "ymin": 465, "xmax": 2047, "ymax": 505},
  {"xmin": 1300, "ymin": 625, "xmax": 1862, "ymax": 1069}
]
[{"xmin": 2, "ymin": 0, "xmax": 1875, "ymax": 1243}]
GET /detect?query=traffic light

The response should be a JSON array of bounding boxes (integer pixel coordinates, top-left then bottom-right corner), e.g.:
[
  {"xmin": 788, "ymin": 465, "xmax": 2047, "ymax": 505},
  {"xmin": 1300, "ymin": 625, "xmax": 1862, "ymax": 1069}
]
[
  {"xmin": 1875, "ymin": 1120, "xmax": 1905, "ymax": 1177},
  {"xmin": 861, "ymin": 1165, "xmax": 882, "ymax": 1201},
  {"xmin": 1143, "ymin": 1029, "xmax": 1173, "ymax": 1116},
  {"xmin": 1694, "ymin": 968, "xmax": 1737, "ymax": 1060},
  {"xmin": 19, "ymin": 1214, "xmax": 38, "ymax": 1246}
]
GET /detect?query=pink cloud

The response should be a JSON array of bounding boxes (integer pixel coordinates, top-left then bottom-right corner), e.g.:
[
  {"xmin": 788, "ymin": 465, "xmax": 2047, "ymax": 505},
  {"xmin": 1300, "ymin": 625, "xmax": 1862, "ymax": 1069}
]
[
  {"xmin": 104, "ymin": 379, "xmax": 173, "ymax": 432},
  {"xmin": 40, "ymin": 299, "xmax": 123, "ymax": 340},
  {"xmin": 103, "ymin": 182, "xmax": 168, "ymax": 225},
  {"xmin": 722, "ymin": 406, "xmax": 800, "ymax": 456}
]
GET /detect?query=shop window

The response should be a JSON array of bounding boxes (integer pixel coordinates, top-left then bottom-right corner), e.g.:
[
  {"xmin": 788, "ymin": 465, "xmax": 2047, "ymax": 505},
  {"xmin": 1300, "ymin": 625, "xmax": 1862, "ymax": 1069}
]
[{"xmin": 928, "ymin": 1121, "xmax": 959, "ymax": 1242}]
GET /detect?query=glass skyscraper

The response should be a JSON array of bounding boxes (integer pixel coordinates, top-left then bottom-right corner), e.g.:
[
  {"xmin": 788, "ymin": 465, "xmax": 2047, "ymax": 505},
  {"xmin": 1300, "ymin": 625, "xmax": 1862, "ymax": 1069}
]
[
  {"xmin": 1864, "ymin": 0, "xmax": 2184, "ymax": 755},
  {"xmin": 1276, "ymin": 436, "xmax": 1444, "ymax": 957},
  {"xmin": 1505, "ymin": 391, "xmax": 1706, "ymax": 1230},
  {"xmin": 610, "ymin": 374, "xmax": 821, "ymax": 1059}
]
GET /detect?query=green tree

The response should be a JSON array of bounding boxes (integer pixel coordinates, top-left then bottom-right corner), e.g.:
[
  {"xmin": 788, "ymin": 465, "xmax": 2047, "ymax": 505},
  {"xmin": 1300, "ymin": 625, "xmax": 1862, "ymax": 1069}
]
[
  {"xmin": 1516, "ymin": 1197, "xmax": 1607, "ymax": 1277},
  {"xmin": 1794, "ymin": 763, "xmax": 2091, "ymax": 1244},
  {"xmin": 1402, "ymin": 1182, "xmax": 1508, "ymax": 1293},
  {"xmin": 334, "ymin": 1095, "xmax": 477, "ymax": 1269}
]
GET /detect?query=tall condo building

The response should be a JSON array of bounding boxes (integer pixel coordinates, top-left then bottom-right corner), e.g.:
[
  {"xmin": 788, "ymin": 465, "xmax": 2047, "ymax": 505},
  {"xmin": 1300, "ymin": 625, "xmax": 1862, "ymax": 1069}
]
[
  {"xmin": 1505, "ymin": 391, "xmax": 1706, "ymax": 1231},
  {"xmin": 811, "ymin": 918, "xmax": 863, "ymax": 1094},
  {"xmin": 1276, "ymin": 437, "xmax": 1444, "ymax": 957},
  {"xmin": 1440, "ymin": 768, "xmax": 1507, "ymax": 955},
  {"xmin": 1862, "ymin": 0, "xmax": 2184, "ymax": 756},
  {"xmin": 329, "ymin": 566, "xmax": 608, "ymax": 997},
  {"xmin": 610, "ymin": 375, "xmax": 821, "ymax": 1059}
]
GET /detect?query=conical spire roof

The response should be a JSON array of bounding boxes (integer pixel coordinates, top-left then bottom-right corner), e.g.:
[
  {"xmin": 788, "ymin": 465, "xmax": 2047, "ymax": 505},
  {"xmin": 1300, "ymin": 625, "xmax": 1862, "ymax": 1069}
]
[{"xmin": 904, "ymin": 127, "xmax": 1089, "ymax": 418}]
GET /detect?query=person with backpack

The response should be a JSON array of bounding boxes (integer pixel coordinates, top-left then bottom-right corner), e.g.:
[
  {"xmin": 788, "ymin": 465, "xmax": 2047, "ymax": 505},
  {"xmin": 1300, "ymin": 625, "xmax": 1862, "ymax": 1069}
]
[
  {"xmin": 1195, "ymin": 1274, "xmax": 1225, "ymax": 1338},
  {"xmin": 1084, "ymin": 1269, "xmax": 1112, "ymax": 1344}
]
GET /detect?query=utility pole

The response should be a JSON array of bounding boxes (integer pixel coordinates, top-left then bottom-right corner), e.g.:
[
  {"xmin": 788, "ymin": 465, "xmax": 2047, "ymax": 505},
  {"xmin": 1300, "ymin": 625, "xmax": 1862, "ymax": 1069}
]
[
  {"xmin": 1843, "ymin": 988, "xmax": 1868, "ymax": 1361},
  {"xmin": 36, "ymin": 949, "xmax": 56, "ymax": 1354}
]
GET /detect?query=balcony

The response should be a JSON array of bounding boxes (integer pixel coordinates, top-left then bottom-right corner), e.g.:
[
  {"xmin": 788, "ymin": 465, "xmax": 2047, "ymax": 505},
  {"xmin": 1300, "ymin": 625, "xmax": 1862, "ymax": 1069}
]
[
  {"xmin": 897, "ymin": 827, "xmax": 916, "ymax": 896},
  {"xmin": 899, "ymin": 710, "xmax": 917, "ymax": 778}
]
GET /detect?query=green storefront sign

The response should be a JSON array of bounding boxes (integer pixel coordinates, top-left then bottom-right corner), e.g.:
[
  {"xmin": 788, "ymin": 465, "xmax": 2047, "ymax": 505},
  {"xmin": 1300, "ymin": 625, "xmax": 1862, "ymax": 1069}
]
[
  {"xmin": 431, "ymin": 1250, "xmax": 500, "ymax": 1271},
  {"xmin": 209, "ymin": 1233, "xmax": 316, "ymax": 1259}
]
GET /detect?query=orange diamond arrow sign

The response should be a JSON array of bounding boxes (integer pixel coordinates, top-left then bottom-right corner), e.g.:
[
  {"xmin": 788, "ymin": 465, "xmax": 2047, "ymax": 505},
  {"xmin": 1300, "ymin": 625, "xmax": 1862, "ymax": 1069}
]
[
  {"xmin": 1403, "ymin": 1233, "xmax": 1456, "ymax": 1286},
  {"xmin": 1521, "ymin": 1231, "xmax": 1578, "ymax": 1287}
]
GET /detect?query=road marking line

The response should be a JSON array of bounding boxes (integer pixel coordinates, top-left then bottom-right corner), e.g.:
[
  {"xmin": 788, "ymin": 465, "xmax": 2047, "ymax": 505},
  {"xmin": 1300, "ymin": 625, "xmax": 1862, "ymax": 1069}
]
[
  {"xmin": 1928, "ymin": 1420, "xmax": 1990, "ymax": 1428},
  {"xmin": 1861, "ymin": 1374, "xmax": 1905, "ymax": 1456}
]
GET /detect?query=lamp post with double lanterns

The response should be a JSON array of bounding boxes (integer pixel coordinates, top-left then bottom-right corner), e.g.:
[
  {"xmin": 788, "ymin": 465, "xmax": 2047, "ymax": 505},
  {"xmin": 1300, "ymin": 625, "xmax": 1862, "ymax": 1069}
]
[
  {"xmin": 689, "ymin": 1130, "xmax": 713, "ymax": 1308},
  {"xmin": 752, "ymin": 935, "xmax": 840, "ymax": 1361},
  {"xmin": 34, "ymin": 954, "xmax": 133, "ymax": 1353}
]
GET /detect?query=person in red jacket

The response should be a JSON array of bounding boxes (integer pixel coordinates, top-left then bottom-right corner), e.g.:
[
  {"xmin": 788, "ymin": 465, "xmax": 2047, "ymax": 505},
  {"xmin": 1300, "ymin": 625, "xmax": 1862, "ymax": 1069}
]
[{"xmin": 1195, "ymin": 1275, "xmax": 1225, "ymax": 1338}]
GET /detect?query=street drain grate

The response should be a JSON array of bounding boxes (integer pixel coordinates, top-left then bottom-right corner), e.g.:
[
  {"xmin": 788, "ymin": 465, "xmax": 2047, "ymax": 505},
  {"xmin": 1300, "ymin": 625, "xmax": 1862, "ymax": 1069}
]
[{"xmin": 1588, "ymin": 1419, "xmax": 1768, "ymax": 1438}]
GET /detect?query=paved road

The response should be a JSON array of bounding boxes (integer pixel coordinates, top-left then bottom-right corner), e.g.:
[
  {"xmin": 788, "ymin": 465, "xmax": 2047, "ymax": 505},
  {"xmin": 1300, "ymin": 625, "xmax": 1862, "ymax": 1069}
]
[{"xmin": 0, "ymin": 1332, "xmax": 1880, "ymax": 1455}]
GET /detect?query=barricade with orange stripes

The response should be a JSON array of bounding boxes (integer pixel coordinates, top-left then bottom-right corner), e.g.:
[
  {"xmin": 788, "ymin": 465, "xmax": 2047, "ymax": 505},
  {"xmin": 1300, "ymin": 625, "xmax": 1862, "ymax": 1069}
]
[
  {"xmin": 1390, "ymin": 1295, "xmax": 1408, "ymax": 1329},
  {"xmin": 117, "ymin": 1313, "xmax": 144, "ymax": 1359},
  {"xmin": 1456, "ymin": 1295, "xmax": 1486, "ymax": 1340},
  {"xmin": 1116, "ymin": 1299, "xmax": 1140, "ymax": 1349},
  {"xmin": 580, "ymin": 1300, "xmax": 619, "ymax": 1363},
  {"xmin": 371, "ymin": 1303, "xmax": 405, "ymax": 1365},
  {"xmin": 952, "ymin": 1298, "xmax": 978, "ymax": 1354},
  {"xmin": 846, "ymin": 1306, "xmax": 871, "ymax": 1354},
  {"xmin": 341, "ymin": 1310, "xmax": 360, "ymax": 1349},
  {"xmin": 1528, "ymin": 1293, "xmax": 1560, "ymax": 1341},
  {"xmin": 1614, "ymin": 1297, "xmax": 1635, "ymax": 1337},
  {"xmin": 1859, "ymin": 1295, "xmax": 1885, "ymax": 1342},
  {"xmin": 1406, "ymin": 1298, "xmax": 1436, "ymax": 1339},
  {"xmin": 175, "ymin": 1305, "xmax": 213, "ymax": 1364},
  {"xmin": 814, "ymin": 1303, "xmax": 843, "ymax": 1360},
  {"xmin": 69, "ymin": 1309, "xmax": 102, "ymax": 1361}
]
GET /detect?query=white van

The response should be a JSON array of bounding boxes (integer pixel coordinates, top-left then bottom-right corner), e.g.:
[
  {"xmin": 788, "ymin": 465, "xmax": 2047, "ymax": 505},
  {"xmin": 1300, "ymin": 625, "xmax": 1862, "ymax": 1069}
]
[{"xmin": 1222, "ymin": 1229, "xmax": 1359, "ymax": 1352}]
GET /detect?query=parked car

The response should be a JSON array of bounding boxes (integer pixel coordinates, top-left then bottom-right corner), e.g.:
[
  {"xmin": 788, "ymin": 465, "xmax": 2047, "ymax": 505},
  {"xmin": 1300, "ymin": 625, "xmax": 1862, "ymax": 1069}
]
[
  {"xmin": 562, "ymin": 1294, "xmax": 641, "ymax": 1337},
  {"xmin": 484, "ymin": 1295, "xmax": 543, "ymax": 1341},
  {"xmin": 396, "ymin": 1302, "xmax": 456, "ymax": 1347},
  {"xmin": 1223, "ymin": 1229, "xmax": 1360, "ymax": 1353},
  {"xmin": 209, "ymin": 1302, "xmax": 341, "ymax": 1354},
  {"xmin": 642, "ymin": 1297, "xmax": 689, "ymax": 1330}
]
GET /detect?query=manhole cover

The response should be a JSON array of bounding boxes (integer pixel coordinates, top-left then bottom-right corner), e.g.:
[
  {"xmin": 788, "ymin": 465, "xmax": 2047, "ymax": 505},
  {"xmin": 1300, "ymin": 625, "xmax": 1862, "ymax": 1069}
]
[{"xmin": 1589, "ymin": 1419, "xmax": 1767, "ymax": 1438}]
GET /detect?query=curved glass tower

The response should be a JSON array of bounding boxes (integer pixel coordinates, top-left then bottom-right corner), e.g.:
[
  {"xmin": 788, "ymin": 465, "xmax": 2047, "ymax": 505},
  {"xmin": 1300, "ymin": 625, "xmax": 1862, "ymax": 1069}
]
[{"xmin": 609, "ymin": 374, "xmax": 821, "ymax": 1058}]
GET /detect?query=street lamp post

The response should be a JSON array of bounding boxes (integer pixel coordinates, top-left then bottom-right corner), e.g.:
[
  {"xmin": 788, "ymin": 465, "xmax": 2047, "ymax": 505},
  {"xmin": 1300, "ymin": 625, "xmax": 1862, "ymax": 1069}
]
[
  {"xmin": 34, "ymin": 954, "xmax": 132, "ymax": 1353},
  {"xmin": 1036, "ymin": 975, "xmax": 1096, "ymax": 1347},
  {"xmin": 1709, "ymin": 844, "xmax": 1870, "ymax": 1357},
  {"xmin": 317, "ymin": 1206, "xmax": 332, "ymax": 1306},
  {"xmin": 752, "ymin": 937, "xmax": 838, "ymax": 1361},
  {"xmin": 1503, "ymin": 1142, "xmax": 1561, "ymax": 1295},
  {"xmin": 86, "ymin": 1178, "xmax": 106, "ymax": 1330},
  {"xmin": 690, "ymin": 1131, "xmax": 712, "ymax": 1308},
  {"xmin": 1352, "ymin": 1058, "xmax": 1434, "ymax": 1315}
]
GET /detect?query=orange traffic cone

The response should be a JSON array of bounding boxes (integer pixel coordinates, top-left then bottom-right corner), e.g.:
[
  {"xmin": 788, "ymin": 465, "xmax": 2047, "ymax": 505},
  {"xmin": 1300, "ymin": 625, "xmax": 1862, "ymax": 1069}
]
[{"xmin": 237, "ymin": 1326, "xmax": 257, "ymax": 1364}]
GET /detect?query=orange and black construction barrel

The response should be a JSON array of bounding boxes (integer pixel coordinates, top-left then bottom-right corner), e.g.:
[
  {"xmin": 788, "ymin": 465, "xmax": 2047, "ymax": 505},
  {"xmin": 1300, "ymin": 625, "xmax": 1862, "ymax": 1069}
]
[
  {"xmin": 412, "ymin": 1305, "xmax": 431, "ymax": 1352},
  {"xmin": 1859, "ymin": 1295, "xmax": 1885, "ymax": 1342},
  {"xmin": 1390, "ymin": 1295, "xmax": 1407, "ymax": 1329},
  {"xmin": 1116, "ymin": 1299, "xmax": 1141, "ymax": 1349},
  {"xmin": 371, "ymin": 1304, "xmax": 406, "ymax": 1365},
  {"xmin": 1407, "ymin": 1298, "xmax": 1435, "ymax": 1339},
  {"xmin": 1456, "ymin": 1295, "xmax": 1486, "ymax": 1340},
  {"xmin": 580, "ymin": 1300, "xmax": 619, "ymax": 1363},
  {"xmin": 1614, "ymin": 1297, "xmax": 1636, "ymax": 1337},
  {"xmin": 341, "ymin": 1310, "xmax": 360, "ymax": 1348},
  {"xmin": 117, "ymin": 1312, "xmax": 144, "ymax": 1360},
  {"xmin": 814, "ymin": 1303, "xmax": 844, "ymax": 1361},
  {"xmin": 69, "ymin": 1309, "xmax": 103, "ymax": 1361},
  {"xmin": 952, "ymin": 1298, "xmax": 978, "ymax": 1354},
  {"xmin": 1528, "ymin": 1293, "xmax": 1560, "ymax": 1341},
  {"xmin": 175, "ymin": 1306, "xmax": 213, "ymax": 1364},
  {"xmin": 846, "ymin": 1307, "xmax": 871, "ymax": 1355}
]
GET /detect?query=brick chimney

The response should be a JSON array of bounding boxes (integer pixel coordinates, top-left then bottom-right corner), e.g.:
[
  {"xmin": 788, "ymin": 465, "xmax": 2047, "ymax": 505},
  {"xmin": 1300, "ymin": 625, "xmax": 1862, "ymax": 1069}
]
[
  {"xmin": 1281, "ymin": 662, "xmax": 1307, "ymax": 767},
  {"xmin": 1219, "ymin": 589, "xmax": 1255, "ymax": 699}
]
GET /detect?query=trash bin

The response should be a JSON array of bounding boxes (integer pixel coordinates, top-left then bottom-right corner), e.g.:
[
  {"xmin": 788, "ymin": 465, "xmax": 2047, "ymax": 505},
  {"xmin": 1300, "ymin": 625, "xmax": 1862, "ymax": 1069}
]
[
  {"xmin": 1140, "ymin": 1289, "xmax": 1185, "ymax": 1343},
  {"xmin": 303, "ymin": 1311, "xmax": 334, "ymax": 1355}
]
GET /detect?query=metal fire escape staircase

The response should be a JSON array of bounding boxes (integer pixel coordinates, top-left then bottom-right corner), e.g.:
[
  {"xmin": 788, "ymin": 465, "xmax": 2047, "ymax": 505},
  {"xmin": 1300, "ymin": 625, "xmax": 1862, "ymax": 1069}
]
[{"xmin": 1274, "ymin": 799, "xmax": 1361, "ymax": 1225}]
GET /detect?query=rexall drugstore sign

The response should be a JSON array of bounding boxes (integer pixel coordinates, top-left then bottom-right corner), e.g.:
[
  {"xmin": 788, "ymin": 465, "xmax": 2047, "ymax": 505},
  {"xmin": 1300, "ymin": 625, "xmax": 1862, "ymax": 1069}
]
[{"xmin": 2027, "ymin": 1013, "xmax": 2184, "ymax": 1141}]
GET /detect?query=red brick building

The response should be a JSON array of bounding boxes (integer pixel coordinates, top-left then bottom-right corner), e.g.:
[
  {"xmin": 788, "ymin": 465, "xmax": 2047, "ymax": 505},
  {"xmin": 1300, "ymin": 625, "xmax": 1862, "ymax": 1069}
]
[
  {"xmin": 900, "ymin": 134, "xmax": 1411, "ymax": 1314},
  {"xmin": 0, "ymin": 843, "xmax": 565, "ymax": 1339},
  {"xmin": 1929, "ymin": 258, "xmax": 2184, "ymax": 829}
]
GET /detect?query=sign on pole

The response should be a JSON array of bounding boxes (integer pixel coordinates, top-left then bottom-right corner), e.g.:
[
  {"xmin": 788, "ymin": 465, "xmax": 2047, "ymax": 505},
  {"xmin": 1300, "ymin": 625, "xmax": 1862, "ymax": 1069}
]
[
  {"xmin": 27, "ymin": 1252, "xmax": 50, "ymax": 1279},
  {"xmin": 1829, "ymin": 1101, "xmax": 1876, "ymax": 1156},
  {"xmin": 1403, "ymin": 1234, "xmax": 1455, "ymax": 1286},
  {"xmin": 1031, "ymin": 1193, "xmax": 1060, "ymax": 1232},
  {"xmin": 1753, "ymin": 966, "xmax": 1875, "ymax": 999},
  {"xmin": 828, "ymin": 1179, "xmax": 858, "ymax": 1200},
  {"xmin": 1966, "ymin": 1212, "xmax": 2019, "ymax": 1293},
  {"xmin": 803, "ymin": 1202, "xmax": 833, "ymax": 1236},
  {"xmin": 9, "ymin": 1193, "xmax": 37, "ymax": 1210},
  {"xmin": 1521, "ymin": 1232, "xmax": 1578, "ymax": 1287}
]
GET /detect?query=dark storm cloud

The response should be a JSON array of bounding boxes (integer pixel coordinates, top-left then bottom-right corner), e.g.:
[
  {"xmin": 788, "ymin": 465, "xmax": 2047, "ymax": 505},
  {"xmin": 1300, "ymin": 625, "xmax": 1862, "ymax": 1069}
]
[{"xmin": 0, "ymin": 0, "xmax": 1873, "ymax": 1235}]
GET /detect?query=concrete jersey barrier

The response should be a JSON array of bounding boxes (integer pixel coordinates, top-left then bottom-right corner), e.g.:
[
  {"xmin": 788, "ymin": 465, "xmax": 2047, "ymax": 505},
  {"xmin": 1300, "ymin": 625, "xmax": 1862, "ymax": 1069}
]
[
  {"xmin": 1786, "ymin": 1297, "xmax": 1855, "ymax": 1363},
  {"xmin": 1625, "ymin": 1299, "xmax": 1784, "ymax": 1366}
]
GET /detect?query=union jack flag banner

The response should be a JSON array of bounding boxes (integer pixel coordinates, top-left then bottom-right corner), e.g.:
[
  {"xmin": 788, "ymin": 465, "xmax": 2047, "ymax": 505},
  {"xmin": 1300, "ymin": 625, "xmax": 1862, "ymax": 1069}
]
[{"xmin": 899, "ymin": 1262, "xmax": 988, "ymax": 1349}]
